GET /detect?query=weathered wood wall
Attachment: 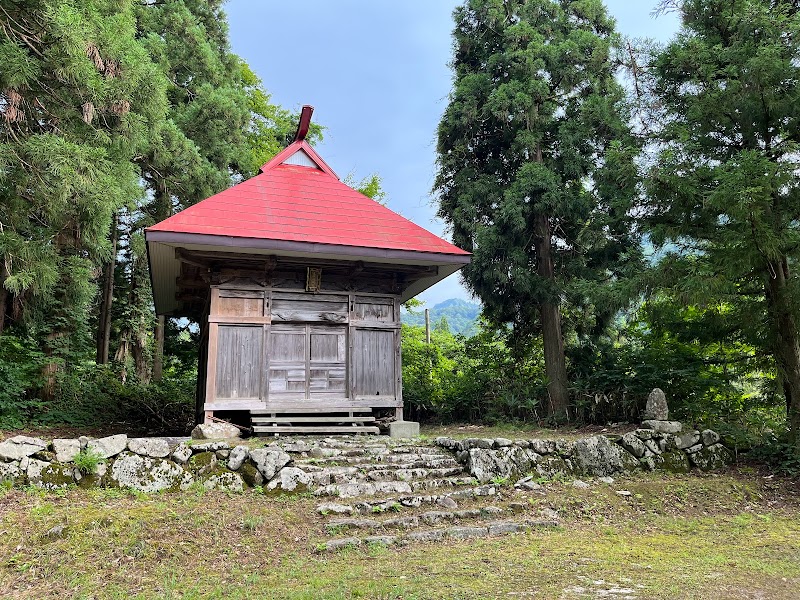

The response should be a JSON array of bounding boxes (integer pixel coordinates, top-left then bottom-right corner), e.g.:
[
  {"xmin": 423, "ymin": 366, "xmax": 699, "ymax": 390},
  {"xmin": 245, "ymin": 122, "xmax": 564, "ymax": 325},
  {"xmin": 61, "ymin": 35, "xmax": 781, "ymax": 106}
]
[{"xmin": 203, "ymin": 268, "xmax": 403, "ymax": 414}]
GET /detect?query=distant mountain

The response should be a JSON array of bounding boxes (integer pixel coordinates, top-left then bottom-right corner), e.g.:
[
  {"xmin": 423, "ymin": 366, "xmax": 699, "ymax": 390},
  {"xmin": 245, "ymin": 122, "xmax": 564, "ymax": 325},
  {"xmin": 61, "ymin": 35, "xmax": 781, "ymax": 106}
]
[{"xmin": 402, "ymin": 298, "xmax": 481, "ymax": 336}]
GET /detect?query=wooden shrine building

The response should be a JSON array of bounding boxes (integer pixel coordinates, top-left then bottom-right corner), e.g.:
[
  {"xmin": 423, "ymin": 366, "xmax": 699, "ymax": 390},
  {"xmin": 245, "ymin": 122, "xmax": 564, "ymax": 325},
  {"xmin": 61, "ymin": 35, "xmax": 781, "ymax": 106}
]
[{"xmin": 146, "ymin": 107, "xmax": 470, "ymax": 434}]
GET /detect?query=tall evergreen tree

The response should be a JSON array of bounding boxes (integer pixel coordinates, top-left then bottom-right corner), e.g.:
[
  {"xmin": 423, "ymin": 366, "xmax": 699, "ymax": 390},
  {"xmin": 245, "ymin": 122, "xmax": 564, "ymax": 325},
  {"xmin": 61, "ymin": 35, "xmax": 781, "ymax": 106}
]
[
  {"xmin": 644, "ymin": 0, "xmax": 800, "ymax": 451},
  {"xmin": 0, "ymin": 0, "xmax": 167, "ymax": 393},
  {"xmin": 435, "ymin": 0, "xmax": 641, "ymax": 418},
  {"xmin": 103, "ymin": 0, "xmax": 320, "ymax": 381}
]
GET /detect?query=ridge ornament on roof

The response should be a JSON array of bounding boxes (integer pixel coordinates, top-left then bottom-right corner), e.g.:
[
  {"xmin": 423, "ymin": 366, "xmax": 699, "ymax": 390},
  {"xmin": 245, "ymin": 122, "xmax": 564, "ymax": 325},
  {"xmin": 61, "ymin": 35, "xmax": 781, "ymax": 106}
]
[{"xmin": 258, "ymin": 105, "xmax": 338, "ymax": 177}]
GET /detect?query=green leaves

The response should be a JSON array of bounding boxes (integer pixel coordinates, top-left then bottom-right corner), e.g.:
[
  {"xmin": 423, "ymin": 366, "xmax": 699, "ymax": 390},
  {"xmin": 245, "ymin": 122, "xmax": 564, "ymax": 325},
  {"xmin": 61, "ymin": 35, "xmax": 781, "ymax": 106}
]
[
  {"xmin": 436, "ymin": 0, "xmax": 642, "ymax": 350},
  {"xmin": 641, "ymin": 0, "xmax": 800, "ymax": 448}
]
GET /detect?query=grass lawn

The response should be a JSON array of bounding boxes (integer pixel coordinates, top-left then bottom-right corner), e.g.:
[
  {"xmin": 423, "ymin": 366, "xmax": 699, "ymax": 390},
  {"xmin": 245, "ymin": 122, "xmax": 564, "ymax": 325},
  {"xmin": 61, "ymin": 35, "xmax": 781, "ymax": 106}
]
[{"xmin": 1, "ymin": 468, "xmax": 798, "ymax": 599}]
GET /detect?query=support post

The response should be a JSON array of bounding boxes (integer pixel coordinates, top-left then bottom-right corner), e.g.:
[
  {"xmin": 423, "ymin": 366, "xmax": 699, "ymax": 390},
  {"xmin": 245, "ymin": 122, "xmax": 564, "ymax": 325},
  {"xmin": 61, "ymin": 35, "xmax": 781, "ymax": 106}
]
[{"xmin": 425, "ymin": 308, "xmax": 430, "ymax": 343}]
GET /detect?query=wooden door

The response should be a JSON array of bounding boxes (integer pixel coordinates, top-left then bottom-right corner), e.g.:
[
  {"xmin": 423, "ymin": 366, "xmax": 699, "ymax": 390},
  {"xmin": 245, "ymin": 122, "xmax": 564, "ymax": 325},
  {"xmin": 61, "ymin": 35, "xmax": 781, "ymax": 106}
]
[
  {"xmin": 309, "ymin": 325, "xmax": 347, "ymax": 398},
  {"xmin": 351, "ymin": 328, "xmax": 396, "ymax": 398},
  {"xmin": 266, "ymin": 324, "xmax": 347, "ymax": 402}
]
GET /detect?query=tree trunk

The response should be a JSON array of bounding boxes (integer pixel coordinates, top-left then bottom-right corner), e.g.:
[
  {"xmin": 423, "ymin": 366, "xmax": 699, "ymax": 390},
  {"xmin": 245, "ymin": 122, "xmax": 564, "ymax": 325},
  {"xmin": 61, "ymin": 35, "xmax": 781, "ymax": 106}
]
[
  {"xmin": 533, "ymin": 212, "xmax": 570, "ymax": 419},
  {"xmin": 41, "ymin": 331, "xmax": 62, "ymax": 401},
  {"xmin": 765, "ymin": 257, "xmax": 800, "ymax": 453},
  {"xmin": 96, "ymin": 213, "xmax": 118, "ymax": 364},
  {"xmin": 0, "ymin": 260, "xmax": 8, "ymax": 335},
  {"xmin": 153, "ymin": 315, "xmax": 165, "ymax": 381},
  {"xmin": 151, "ymin": 182, "xmax": 170, "ymax": 382}
]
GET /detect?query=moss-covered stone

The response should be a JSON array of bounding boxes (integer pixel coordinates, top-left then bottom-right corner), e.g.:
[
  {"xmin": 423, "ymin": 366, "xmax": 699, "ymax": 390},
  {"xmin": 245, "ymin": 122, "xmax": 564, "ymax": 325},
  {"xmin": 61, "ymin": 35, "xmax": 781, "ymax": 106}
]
[
  {"xmin": 534, "ymin": 455, "xmax": 571, "ymax": 478},
  {"xmin": 238, "ymin": 462, "xmax": 263, "ymax": 488},
  {"xmin": 0, "ymin": 460, "xmax": 24, "ymax": 486},
  {"xmin": 110, "ymin": 452, "xmax": 193, "ymax": 492},
  {"xmin": 188, "ymin": 452, "xmax": 217, "ymax": 477},
  {"xmin": 620, "ymin": 449, "xmax": 642, "ymax": 472},
  {"xmin": 38, "ymin": 464, "xmax": 76, "ymax": 490},
  {"xmin": 660, "ymin": 450, "xmax": 691, "ymax": 474},
  {"xmin": 32, "ymin": 451, "xmax": 56, "ymax": 462},
  {"xmin": 689, "ymin": 444, "xmax": 733, "ymax": 472},
  {"xmin": 75, "ymin": 463, "xmax": 109, "ymax": 489},
  {"xmin": 201, "ymin": 471, "xmax": 244, "ymax": 492}
]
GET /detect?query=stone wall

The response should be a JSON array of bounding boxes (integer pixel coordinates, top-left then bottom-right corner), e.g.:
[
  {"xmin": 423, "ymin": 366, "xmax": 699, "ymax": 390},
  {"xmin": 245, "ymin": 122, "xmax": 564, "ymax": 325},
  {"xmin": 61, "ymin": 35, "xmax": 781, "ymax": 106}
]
[
  {"xmin": 435, "ymin": 422, "xmax": 733, "ymax": 484},
  {"xmin": 0, "ymin": 421, "xmax": 734, "ymax": 494},
  {"xmin": 0, "ymin": 434, "xmax": 310, "ymax": 493}
]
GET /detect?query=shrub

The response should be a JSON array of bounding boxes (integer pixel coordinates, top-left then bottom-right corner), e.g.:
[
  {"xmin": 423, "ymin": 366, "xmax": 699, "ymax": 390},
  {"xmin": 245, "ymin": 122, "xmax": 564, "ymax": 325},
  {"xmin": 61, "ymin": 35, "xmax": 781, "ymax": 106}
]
[{"xmin": 73, "ymin": 448, "xmax": 105, "ymax": 474}]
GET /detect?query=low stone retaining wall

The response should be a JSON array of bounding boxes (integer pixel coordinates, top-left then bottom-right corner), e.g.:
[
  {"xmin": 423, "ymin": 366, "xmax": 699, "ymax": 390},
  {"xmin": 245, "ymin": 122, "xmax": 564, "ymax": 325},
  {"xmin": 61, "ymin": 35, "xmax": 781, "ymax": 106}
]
[
  {"xmin": 435, "ymin": 421, "xmax": 733, "ymax": 484},
  {"xmin": 0, "ymin": 434, "xmax": 307, "ymax": 493},
  {"xmin": 0, "ymin": 421, "xmax": 734, "ymax": 493}
]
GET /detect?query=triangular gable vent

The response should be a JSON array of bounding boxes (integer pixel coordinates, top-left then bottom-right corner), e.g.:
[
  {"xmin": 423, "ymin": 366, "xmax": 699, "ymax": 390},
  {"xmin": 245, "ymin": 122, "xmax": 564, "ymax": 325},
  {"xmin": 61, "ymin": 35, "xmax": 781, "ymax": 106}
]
[{"xmin": 282, "ymin": 148, "xmax": 319, "ymax": 169}]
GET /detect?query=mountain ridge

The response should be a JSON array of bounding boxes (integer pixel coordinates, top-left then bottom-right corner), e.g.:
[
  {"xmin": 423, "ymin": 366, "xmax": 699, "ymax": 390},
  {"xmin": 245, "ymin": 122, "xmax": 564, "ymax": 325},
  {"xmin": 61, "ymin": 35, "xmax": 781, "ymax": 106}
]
[{"xmin": 402, "ymin": 298, "xmax": 481, "ymax": 336}]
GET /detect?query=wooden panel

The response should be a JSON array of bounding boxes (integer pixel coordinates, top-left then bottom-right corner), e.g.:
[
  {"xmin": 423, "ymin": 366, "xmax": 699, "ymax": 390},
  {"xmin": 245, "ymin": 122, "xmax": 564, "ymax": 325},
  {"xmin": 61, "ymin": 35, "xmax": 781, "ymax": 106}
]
[
  {"xmin": 219, "ymin": 289, "xmax": 266, "ymax": 299},
  {"xmin": 267, "ymin": 324, "xmax": 306, "ymax": 397},
  {"xmin": 217, "ymin": 295, "xmax": 264, "ymax": 317},
  {"xmin": 352, "ymin": 328, "xmax": 396, "ymax": 398},
  {"xmin": 215, "ymin": 325, "xmax": 262, "ymax": 399},
  {"xmin": 269, "ymin": 325, "xmax": 306, "ymax": 362},
  {"xmin": 271, "ymin": 297, "xmax": 348, "ymax": 323},
  {"xmin": 251, "ymin": 406, "xmax": 373, "ymax": 414},
  {"xmin": 310, "ymin": 327, "xmax": 346, "ymax": 361},
  {"xmin": 353, "ymin": 296, "xmax": 395, "ymax": 323},
  {"xmin": 348, "ymin": 321, "xmax": 400, "ymax": 330},
  {"xmin": 209, "ymin": 315, "xmax": 270, "ymax": 324},
  {"xmin": 205, "ymin": 399, "xmax": 266, "ymax": 411},
  {"xmin": 309, "ymin": 326, "xmax": 346, "ymax": 395},
  {"xmin": 273, "ymin": 292, "xmax": 349, "ymax": 303}
]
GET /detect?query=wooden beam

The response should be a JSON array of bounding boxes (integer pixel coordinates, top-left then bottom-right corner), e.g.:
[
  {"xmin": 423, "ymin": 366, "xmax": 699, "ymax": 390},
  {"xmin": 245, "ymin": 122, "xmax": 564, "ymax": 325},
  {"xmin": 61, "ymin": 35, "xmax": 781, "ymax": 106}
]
[
  {"xmin": 251, "ymin": 416, "xmax": 375, "ymax": 423},
  {"xmin": 252, "ymin": 425, "xmax": 379, "ymax": 434},
  {"xmin": 175, "ymin": 248, "xmax": 211, "ymax": 270}
]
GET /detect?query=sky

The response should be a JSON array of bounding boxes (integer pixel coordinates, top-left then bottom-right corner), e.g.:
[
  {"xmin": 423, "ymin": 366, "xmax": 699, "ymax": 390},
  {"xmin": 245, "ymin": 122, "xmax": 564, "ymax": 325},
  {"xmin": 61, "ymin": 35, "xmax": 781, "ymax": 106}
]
[{"xmin": 224, "ymin": 1, "xmax": 680, "ymax": 307}]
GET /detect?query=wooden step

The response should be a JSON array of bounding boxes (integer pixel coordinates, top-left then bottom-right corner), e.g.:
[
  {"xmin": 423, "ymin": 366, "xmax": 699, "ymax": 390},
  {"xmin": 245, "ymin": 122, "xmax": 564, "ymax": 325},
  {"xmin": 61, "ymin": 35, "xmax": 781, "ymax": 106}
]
[
  {"xmin": 251, "ymin": 416, "xmax": 376, "ymax": 424},
  {"xmin": 250, "ymin": 407, "xmax": 372, "ymax": 415},
  {"xmin": 253, "ymin": 425, "xmax": 380, "ymax": 435}
]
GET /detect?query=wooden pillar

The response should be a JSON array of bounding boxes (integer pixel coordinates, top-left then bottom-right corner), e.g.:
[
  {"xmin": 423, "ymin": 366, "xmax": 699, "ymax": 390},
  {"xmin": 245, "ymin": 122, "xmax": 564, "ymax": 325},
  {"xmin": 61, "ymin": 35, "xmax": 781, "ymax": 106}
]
[
  {"xmin": 425, "ymin": 308, "xmax": 431, "ymax": 343},
  {"xmin": 204, "ymin": 287, "xmax": 220, "ymax": 415}
]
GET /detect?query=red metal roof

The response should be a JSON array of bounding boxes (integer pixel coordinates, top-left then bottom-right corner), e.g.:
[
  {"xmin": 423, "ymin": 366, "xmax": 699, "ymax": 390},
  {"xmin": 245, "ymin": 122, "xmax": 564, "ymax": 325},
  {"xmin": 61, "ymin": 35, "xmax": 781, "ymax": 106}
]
[{"xmin": 147, "ymin": 142, "xmax": 469, "ymax": 257}]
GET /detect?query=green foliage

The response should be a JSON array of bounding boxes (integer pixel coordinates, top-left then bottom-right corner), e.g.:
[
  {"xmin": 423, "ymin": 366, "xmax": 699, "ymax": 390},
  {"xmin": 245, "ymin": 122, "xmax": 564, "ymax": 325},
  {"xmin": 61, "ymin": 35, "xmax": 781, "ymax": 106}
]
[
  {"xmin": 0, "ymin": 0, "xmax": 167, "ymax": 369},
  {"xmin": 640, "ymin": 0, "xmax": 800, "ymax": 451},
  {"xmin": 73, "ymin": 448, "xmax": 105, "ymax": 475},
  {"xmin": 0, "ymin": 336, "xmax": 44, "ymax": 428},
  {"xmin": 42, "ymin": 367, "xmax": 195, "ymax": 433},
  {"xmin": 569, "ymin": 297, "xmax": 785, "ymax": 433},
  {"xmin": 435, "ymin": 0, "xmax": 644, "ymax": 416},
  {"xmin": 344, "ymin": 173, "xmax": 387, "ymax": 205},
  {"xmin": 401, "ymin": 321, "xmax": 545, "ymax": 422},
  {"xmin": 750, "ymin": 432, "xmax": 800, "ymax": 477}
]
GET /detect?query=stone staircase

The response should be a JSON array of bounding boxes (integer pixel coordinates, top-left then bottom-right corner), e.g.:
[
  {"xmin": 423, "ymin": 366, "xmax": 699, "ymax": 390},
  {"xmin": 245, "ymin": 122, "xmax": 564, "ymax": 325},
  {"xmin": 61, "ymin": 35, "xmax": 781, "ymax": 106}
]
[{"xmin": 275, "ymin": 436, "xmax": 562, "ymax": 552}]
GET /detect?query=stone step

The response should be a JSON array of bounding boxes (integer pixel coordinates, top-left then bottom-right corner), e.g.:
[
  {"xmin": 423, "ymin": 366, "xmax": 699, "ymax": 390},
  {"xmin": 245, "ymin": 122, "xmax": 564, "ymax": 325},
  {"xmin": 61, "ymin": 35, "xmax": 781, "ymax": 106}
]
[
  {"xmin": 409, "ymin": 476, "xmax": 478, "ymax": 491},
  {"xmin": 313, "ymin": 476, "xmax": 477, "ymax": 499},
  {"xmin": 295, "ymin": 456, "xmax": 460, "ymax": 469},
  {"xmin": 320, "ymin": 519, "xmax": 560, "ymax": 552},
  {"xmin": 253, "ymin": 425, "xmax": 380, "ymax": 435},
  {"xmin": 315, "ymin": 484, "xmax": 500, "ymax": 512},
  {"xmin": 365, "ymin": 467, "xmax": 464, "ymax": 482},
  {"xmin": 324, "ymin": 505, "xmax": 509, "ymax": 533},
  {"xmin": 314, "ymin": 481, "xmax": 415, "ymax": 498},
  {"xmin": 299, "ymin": 465, "xmax": 466, "ymax": 487}
]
